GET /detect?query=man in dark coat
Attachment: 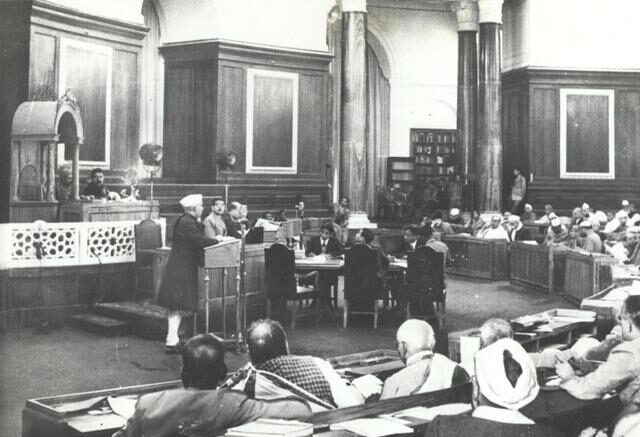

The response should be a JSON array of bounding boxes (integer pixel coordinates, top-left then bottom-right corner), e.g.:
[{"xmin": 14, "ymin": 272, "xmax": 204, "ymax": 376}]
[
  {"xmin": 306, "ymin": 223, "xmax": 344, "ymax": 257},
  {"xmin": 113, "ymin": 334, "xmax": 310, "ymax": 437},
  {"xmin": 158, "ymin": 194, "xmax": 218, "ymax": 353}
]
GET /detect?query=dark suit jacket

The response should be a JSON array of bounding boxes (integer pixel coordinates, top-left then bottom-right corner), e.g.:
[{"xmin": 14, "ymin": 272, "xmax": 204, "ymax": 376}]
[
  {"xmin": 158, "ymin": 214, "xmax": 218, "ymax": 312},
  {"xmin": 113, "ymin": 388, "xmax": 311, "ymax": 437},
  {"xmin": 306, "ymin": 235, "xmax": 343, "ymax": 257},
  {"xmin": 224, "ymin": 217, "xmax": 243, "ymax": 239},
  {"xmin": 394, "ymin": 241, "xmax": 417, "ymax": 258}
]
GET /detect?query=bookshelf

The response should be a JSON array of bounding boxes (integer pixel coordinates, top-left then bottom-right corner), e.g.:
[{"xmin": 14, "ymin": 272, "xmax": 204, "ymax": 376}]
[
  {"xmin": 386, "ymin": 157, "xmax": 415, "ymax": 191},
  {"xmin": 411, "ymin": 128, "xmax": 458, "ymax": 187}
]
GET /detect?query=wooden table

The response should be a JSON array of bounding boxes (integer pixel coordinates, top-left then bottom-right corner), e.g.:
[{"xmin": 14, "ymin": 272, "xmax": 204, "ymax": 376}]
[
  {"xmin": 58, "ymin": 200, "xmax": 160, "ymax": 222},
  {"xmin": 448, "ymin": 308, "xmax": 596, "ymax": 362},
  {"xmin": 294, "ymin": 258, "xmax": 407, "ymax": 272}
]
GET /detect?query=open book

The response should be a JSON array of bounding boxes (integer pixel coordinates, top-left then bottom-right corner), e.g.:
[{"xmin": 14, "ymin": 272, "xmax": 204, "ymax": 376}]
[{"xmin": 225, "ymin": 419, "xmax": 313, "ymax": 437}]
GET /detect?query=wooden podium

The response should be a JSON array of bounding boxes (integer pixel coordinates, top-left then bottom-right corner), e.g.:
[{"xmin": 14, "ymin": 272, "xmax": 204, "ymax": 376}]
[{"xmin": 203, "ymin": 239, "xmax": 242, "ymax": 343}]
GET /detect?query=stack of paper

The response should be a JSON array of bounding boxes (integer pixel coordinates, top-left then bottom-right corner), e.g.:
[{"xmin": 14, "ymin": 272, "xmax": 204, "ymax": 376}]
[
  {"xmin": 225, "ymin": 419, "xmax": 313, "ymax": 437},
  {"xmin": 330, "ymin": 418, "xmax": 413, "ymax": 437},
  {"xmin": 385, "ymin": 403, "xmax": 472, "ymax": 422}
]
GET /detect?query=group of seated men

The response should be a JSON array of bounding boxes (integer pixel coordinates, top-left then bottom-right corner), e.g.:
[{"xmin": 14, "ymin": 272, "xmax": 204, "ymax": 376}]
[
  {"xmin": 117, "ymin": 294, "xmax": 640, "ymax": 436},
  {"xmin": 113, "ymin": 296, "xmax": 640, "ymax": 436}
]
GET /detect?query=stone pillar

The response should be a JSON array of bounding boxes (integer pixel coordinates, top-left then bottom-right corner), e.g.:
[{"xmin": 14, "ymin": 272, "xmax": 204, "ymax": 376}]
[
  {"xmin": 46, "ymin": 142, "xmax": 56, "ymax": 202},
  {"xmin": 477, "ymin": 0, "xmax": 503, "ymax": 212},
  {"xmin": 340, "ymin": 0, "xmax": 368, "ymax": 213},
  {"xmin": 72, "ymin": 142, "xmax": 80, "ymax": 201},
  {"xmin": 453, "ymin": 0, "xmax": 478, "ymax": 211}
]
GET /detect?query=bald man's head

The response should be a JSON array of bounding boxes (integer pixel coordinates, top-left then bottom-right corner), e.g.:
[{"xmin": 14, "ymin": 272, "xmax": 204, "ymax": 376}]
[
  {"xmin": 396, "ymin": 319, "xmax": 436, "ymax": 363},
  {"xmin": 479, "ymin": 318, "xmax": 514, "ymax": 349},
  {"xmin": 247, "ymin": 319, "xmax": 289, "ymax": 366}
]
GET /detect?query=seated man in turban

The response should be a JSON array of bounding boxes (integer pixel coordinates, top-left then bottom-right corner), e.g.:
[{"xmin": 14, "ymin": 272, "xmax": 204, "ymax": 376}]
[
  {"xmin": 425, "ymin": 338, "xmax": 564, "ymax": 437},
  {"xmin": 380, "ymin": 319, "xmax": 469, "ymax": 399},
  {"xmin": 114, "ymin": 334, "xmax": 310, "ymax": 437},
  {"xmin": 226, "ymin": 319, "xmax": 366, "ymax": 411}
]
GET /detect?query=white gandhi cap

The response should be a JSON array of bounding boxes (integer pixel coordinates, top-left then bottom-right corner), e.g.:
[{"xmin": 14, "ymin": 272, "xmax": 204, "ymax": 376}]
[{"xmin": 180, "ymin": 194, "xmax": 203, "ymax": 208}]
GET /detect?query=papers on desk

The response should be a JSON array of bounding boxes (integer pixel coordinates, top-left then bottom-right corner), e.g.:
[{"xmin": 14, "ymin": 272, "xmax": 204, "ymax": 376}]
[
  {"xmin": 108, "ymin": 395, "xmax": 138, "ymax": 420},
  {"xmin": 226, "ymin": 419, "xmax": 313, "ymax": 436},
  {"xmin": 385, "ymin": 403, "xmax": 472, "ymax": 422},
  {"xmin": 330, "ymin": 417, "xmax": 413, "ymax": 437},
  {"xmin": 52, "ymin": 395, "xmax": 107, "ymax": 413}
]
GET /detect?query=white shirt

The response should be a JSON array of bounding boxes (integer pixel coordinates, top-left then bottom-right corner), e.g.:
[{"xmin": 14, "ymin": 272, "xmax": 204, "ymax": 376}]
[{"xmin": 480, "ymin": 227, "xmax": 509, "ymax": 240}]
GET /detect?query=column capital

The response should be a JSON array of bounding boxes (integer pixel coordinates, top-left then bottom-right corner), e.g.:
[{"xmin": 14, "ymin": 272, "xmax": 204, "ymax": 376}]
[
  {"xmin": 478, "ymin": 0, "xmax": 503, "ymax": 24},
  {"xmin": 450, "ymin": 0, "xmax": 479, "ymax": 32},
  {"xmin": 340, "ymin": 0, "xmax": 367, "ymax": 14}
]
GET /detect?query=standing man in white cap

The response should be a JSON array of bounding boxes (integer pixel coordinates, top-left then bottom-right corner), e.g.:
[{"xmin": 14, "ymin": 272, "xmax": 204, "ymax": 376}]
[
  {"xmin": 158, "ymin": 194, "xmax": 219, "ymax": 353},
  {"xmin": 425, "ymin": 338, "xmax": 563, "ymax": 437}
]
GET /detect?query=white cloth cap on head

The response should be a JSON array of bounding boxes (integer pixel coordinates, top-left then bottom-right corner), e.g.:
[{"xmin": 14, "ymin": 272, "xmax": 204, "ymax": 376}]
[
  {"xmin": 594, "ymin": 211, "xmax": 608, "ymax": 224},
  {"xmin": 550, "ymin": 218, "xmax": 561, "ymax": 227},
  {"xmin": 580, "ymin": 220, "xmax": 593, "ymax": 228},
  {"xmin": 548, "ymin": 212, "xmax": 558, "ymax": 219},
  {"xmin": 450, "ymin": 208, "xmax": 460, "ymax": 216},
  {"xmin": 492, "ymin": 215, "xmax": 501, "ymax": 221},
  {"xmin": 524, "ymin": 203, "xmax": 533, "ymax": 211},
  {"xmin": 508, "ymin": 215, "xmax": 520, "ymax": 224},
  {"xmin": 622, "ymin": 200, "xmax": 630, "ymax": 207},
  {"xmin": 474, "ymin": 338, "xmax": 539, "ymax": 410},
  {"xmin": 179, "ymin": 194, "xmax": 203, "ymax": 208},
  {"xmin": 582, "ymin": 203, "xmax": 590, "ymax": 210}
]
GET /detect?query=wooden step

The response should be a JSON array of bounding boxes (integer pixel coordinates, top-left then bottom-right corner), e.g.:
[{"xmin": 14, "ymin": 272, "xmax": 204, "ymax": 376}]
[
  {"xmin": 95, "ymin": 301, "xmax": 167, "ymax": 340},
  {"xmin": 71, "ymin": 313, "xmax": 130, "ymax": 337}
]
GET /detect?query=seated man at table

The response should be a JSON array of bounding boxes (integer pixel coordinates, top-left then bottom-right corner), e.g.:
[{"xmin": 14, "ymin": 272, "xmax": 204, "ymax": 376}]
[
  {"xmin": 380, "ymin": 319, "xmax": 469, "ymax": 399},
  {"xmin": 83, "ymin": 167, "xmax": 110, "ymax": 199},
  {"xmin": 228, "ymin": 319, "xmax": 366, "ymax": 411},
  {"xmin": 395, "ymin": 225, "xmax": 419, "ymax": 258},
  {"xmin": 555, "ymin": 295, "xmax": 640, "ymax": 408},
  {"xmin": 577, "ymin": 220, "xmax": 603, "ymax": 254},
  {"xmin": 479, "ymin": 215, "xmax": 509, "ymax": 240},
  {"xmin": 359, "ymin": 228, "xmax": 389, "ymax": 273},
  {"xmin": 306, "ymin": 223, "xmax": 344, "ymax": 257},
  {"xmin": 425, "ymin": 338, "xmax": 564, "ymax": 437},
  {"xmin": 224, "ymin": 201, "xmax": 245, "ymax": 239},
  {"xmin": 113, "ymin": 334, "xmax": 310, "ymax": 437}
]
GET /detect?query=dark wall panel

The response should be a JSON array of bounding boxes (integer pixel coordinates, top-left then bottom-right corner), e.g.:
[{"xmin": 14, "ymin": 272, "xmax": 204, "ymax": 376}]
[
  {"xmin": 29, "ymin": 32, "xmax": 56, "ymax": 100},
  {"xmin": 193, "ymin": 63, "xmax": 217, "ymax": 180},
  {"xmin": 217, "ymin": 64, "xmax": 246, "ymax": 168},
  {"xmin": 565, "ymin": 94, "xmax": 609, "ymax": 173},
  {"xmin": 163, "ymin": 66, "xmax": 194, "ymax": 179},
  {"xmin": 0, "ymin": 2, "xmax": 31, "ymax": 222},
  {"xmin": 616, "ymin": 90, "xmax": 640, "ymax": 179},
  {"xmin": 531, "ymin": 87, "xmax": 559, "ymax": 178},
  {"xmin": 61, "ymin": 43, "xmax": 108, "ymax": 162},
  {"xmin": 111, "ymin": 49, "xmax": 139, "ymax": 170},
  {"xmin": 298, "ymin": 74, "xmax": 327, "ymax": 177},
  {"xmin": 251, "ymin": 75, "xmax": 294, "ymax": 168}
]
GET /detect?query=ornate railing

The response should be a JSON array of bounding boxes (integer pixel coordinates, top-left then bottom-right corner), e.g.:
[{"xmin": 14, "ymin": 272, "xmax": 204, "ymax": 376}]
[{"xmin": 0, "ymin": 219, "xmax": 166, "ymax": 269}]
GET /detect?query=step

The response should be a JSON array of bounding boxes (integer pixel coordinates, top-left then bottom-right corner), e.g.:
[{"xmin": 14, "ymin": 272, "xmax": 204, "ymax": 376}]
[
  {"xmin": 95, "ymin": 301, "xmax": 167, "ymax": 340},
  {"xmin": 71, "ymin": 313, "xmax": 130, "ymax": 337}
]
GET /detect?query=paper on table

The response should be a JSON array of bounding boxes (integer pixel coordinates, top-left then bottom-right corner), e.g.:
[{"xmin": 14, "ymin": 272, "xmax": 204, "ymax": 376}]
[
  {"xmin": 53, "ymin": 395, "xmax": 107, "ymax": 413},
  {"xmin": 460, "ymin": 336, "xmax": 481, "ymax": 375},
  {"xmin": 108, "ymin": 395, "xmax": 138, "ymax": 420},
  {"xmin": 387, "ymin": 403, "xmax": 472, "ymax": 421},
  {"xmin": 330, "ymin": 417, "xmax": 413, "ymax": 437}
]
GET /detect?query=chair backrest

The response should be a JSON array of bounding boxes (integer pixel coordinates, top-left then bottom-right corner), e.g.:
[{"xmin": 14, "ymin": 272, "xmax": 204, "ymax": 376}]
[
  {"xmin": 245, "ymin": 227, "xmax": 264, "ymax": 244},
  {"xmin": 264, "ymin": 243, "xmax": 297, "ymax": 300},
  {"xmin": 344, "ymin": 243, "xmax": 384, "ymax": 301},
  {"xmin": 406, "ymin": 246, "xmax": 445, "ymax": 296},
  {"xmin": 135, "ymin": 218, "xmax": 162, "ymax": 251}
]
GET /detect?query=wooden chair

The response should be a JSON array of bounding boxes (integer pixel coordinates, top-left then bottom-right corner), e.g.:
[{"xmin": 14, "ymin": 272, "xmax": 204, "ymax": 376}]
[
  {"xmin": 264, "ymin": 243, "xmax": 322, "ymax": 329},
  {"xmin": 133, "ymin": 219, "xmax": 162, "ymax": 300},
  {"xmin": 343, "ymin": 244, "xmax": 387, "ymax": 329},
  {"xmin": 404, "ymin": 246, "xmax": 446, "ymax": 328}
]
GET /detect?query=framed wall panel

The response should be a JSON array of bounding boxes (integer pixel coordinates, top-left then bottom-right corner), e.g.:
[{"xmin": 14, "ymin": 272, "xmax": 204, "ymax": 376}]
[
  {"xmin": 560, "ymin": 88, "xmax": 614, "ymax": 179},
  {"xmin": 59, "ymin": 38, "xmax": 112, "ymax": 167},
  {"xmin": 246, "ymin": 68, "xmax": 298, "ymax": 174}
]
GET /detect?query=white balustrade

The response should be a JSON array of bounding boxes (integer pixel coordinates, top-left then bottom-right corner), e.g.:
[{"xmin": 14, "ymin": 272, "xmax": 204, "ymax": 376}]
[{"xmin": 0, "ymin": 218, "xmax": 166, "ymax": 270}]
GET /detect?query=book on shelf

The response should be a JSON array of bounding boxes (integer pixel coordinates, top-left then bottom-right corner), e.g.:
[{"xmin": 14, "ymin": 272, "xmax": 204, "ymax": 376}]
[{"xmin": 225, "ymin": 419, "xmax": 313, "ymax": 437}]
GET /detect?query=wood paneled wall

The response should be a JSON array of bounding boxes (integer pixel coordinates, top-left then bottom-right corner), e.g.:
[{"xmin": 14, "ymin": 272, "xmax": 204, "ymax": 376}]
[
  {"xmin": 160, "ymin": 41, "xmax": 332, "ymax": 185},
  {"xmin": 27, "ymin": 2, "xmax": 146, "ymax": 170},
  {"xmin": 502, "ymin": 68, "xmax": 640, "ymax": 212},
  {"xmin": 0, "ymin": 1, "xmax": 31, "ymax": 222}
]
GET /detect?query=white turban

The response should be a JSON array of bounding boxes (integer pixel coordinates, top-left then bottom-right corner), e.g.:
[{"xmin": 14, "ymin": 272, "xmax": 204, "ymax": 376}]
[
  {"xmin": 474, "ymin": 338, "xmax": 539, "ymax": 410},
  {"xmin": 179, "ymin": 193, "xmax": 203, "ymax": 209}
]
